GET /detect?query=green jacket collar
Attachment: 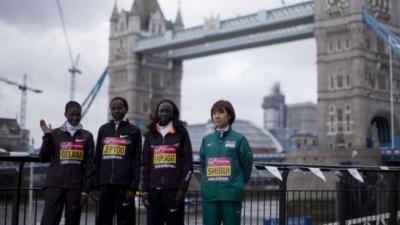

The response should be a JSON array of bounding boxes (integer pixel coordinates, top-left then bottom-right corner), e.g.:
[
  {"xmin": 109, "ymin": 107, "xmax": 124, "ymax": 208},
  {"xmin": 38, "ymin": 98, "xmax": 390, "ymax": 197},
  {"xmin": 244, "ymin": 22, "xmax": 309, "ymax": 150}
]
[{"xmin": 214, "ymin": 125, "xmax": 232, "ymax": 139}]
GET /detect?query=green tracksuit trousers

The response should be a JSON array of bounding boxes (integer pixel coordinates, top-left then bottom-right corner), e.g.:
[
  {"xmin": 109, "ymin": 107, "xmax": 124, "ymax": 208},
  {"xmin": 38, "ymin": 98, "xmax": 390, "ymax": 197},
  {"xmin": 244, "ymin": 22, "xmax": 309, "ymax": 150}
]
[{"xmin": 202, "ymin": 201, "xmax": 242, "ymax": 225}]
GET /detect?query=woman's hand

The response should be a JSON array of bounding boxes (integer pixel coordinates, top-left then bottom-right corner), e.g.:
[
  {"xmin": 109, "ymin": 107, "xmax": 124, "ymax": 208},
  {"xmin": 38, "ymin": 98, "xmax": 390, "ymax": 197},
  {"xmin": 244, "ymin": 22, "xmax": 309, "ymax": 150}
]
[
  {"xmin": 89, "ymin": 191, "xmax": 99, "ymax": 202},
  {"xmin": 175, "ymin": 190, "xmax": 185, "ymax": 205},
  {"xmin": 125, "ymin": 190, "xmax": 135, "ymax": 200},
  {"xmin": 40, "ymin": 119, "xmax": 52, "ymax": 133},
  {"xmin": 80, "ymin": 194, "xmax": 88, "ymax": 206},
  {"xmin": 141, "ymin": 192, "xmax": 150, "ymax": 208}
]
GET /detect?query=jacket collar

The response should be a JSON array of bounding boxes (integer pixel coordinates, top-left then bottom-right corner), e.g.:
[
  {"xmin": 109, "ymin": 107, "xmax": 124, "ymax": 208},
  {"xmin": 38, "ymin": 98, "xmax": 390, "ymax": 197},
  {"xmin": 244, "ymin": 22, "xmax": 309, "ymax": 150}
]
[
  {"xmin": 60, "ymin": 121, "xmax": 82, "ymax": 136},
  {"xmin": 156, "ymin": 122, "xmax": 176, "ymax": 136},
  {"xmin": 215, "ymin": 125, "xmax": 231, "ymax": 139},
  {"xmin": 110, "ymin": 119, "xmax": 128, "ymax": 127}
]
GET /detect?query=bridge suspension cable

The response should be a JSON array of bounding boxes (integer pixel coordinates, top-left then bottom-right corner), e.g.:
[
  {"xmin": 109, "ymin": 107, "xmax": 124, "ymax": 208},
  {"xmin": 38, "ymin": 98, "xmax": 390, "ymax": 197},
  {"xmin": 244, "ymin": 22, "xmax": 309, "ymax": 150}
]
[
  {"xmin": 363, "ymin": 10, "xmax": 400, "ymax": 149},
  {"xmin": 363, "ymin": 10, "xmax": 400, "ymax": 56},
  {"xmin": 81, "ymin": 68, "xmax": 108, "ymax": 118}
]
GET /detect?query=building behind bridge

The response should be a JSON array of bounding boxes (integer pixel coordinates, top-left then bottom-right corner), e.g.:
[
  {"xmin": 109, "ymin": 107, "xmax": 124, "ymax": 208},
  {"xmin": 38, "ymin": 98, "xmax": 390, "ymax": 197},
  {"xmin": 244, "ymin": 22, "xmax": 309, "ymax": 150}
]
[
  {"xmin": 262, "ymin": 83, "xmax": 318, "ymax": 151},
  {"xmin": 0, "ymin": 118, "xmax": 29, "ymax": 152},
  {"xmin": 0, "ymin": 117, "xmax": 32, "ymax": 187}
]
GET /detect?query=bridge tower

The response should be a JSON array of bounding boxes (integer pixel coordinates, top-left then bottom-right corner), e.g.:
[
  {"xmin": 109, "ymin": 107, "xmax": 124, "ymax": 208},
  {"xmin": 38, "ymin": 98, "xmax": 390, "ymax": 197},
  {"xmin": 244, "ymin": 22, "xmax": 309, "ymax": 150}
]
[
  {"xmin": 108, "ymin": 0, "xmax": 183, "ymax": 129},
  {"xmin": 315, "ymin": 0, "xmax": 400, "ymax": 149}
]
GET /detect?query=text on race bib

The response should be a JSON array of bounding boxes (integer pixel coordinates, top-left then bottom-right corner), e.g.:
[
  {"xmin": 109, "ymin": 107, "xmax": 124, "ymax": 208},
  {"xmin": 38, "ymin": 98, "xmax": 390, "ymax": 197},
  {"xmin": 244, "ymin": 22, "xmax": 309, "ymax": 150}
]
[
  {"xmin": 153, "ymin": 145, "xmax": 177, "ymax": 169},
  {"xmin": 206, "ymin": 157, "xmax": 231, "ymax": 181},
  {"xmin": 59, "ymin": 142, "xmax": 84, "ymax": 164},
  {"xmin": 102, "ymin": 137, "xmax": 127, "ymax": 158}
]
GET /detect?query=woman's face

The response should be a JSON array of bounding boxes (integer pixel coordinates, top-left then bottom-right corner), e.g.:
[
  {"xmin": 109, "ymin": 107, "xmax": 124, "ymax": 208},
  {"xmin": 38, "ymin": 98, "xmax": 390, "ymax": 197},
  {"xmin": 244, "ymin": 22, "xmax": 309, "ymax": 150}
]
[
  {"xmin": 65, "ymin": 106, "xmax": 81, "ymax": 126},
  {"xmin": 158, "ymin": 102, "xmax": 174, "ymax": 126},
  {"xmin": 212, "ymin": 108, "xmax": 231, "ymax": 129},
  {"xmin": 110, "ymin": 99, "xmax": 128, "ymax": 121}
]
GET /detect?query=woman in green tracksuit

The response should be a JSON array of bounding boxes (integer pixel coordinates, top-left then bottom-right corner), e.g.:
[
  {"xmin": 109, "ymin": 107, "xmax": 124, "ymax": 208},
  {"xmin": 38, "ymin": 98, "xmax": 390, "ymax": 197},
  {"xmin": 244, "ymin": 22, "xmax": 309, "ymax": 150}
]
[{"xmin": 199, "ymin": 100, "xmax": 253, "ymax": 225}]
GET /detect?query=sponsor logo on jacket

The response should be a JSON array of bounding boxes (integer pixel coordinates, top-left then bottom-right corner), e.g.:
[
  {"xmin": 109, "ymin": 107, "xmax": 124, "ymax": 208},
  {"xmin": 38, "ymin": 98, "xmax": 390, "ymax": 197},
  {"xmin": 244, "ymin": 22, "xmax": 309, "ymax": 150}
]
[{"xmin": 225, "ymin": 141, "xmax": 236, "ymax": 148}]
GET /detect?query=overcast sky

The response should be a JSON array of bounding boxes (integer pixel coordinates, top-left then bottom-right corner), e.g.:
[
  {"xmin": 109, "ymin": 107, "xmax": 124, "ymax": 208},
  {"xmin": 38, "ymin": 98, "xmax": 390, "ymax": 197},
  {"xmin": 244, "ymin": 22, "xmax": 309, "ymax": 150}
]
[{"xmin": 0, "ymin": 0, "xmax": 316, "ymax": 148}]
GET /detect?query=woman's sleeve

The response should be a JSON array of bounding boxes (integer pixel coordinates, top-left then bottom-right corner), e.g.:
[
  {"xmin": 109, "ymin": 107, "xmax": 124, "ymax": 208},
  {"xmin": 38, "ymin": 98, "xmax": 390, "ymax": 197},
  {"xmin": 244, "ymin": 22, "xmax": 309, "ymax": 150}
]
[
  {"xmin": 178, "ymin": 128, "xmax": 194, "ymax": 192},
  {"xmin": 199, "ymin": 138, "xmax": 206, "ymax": 176},
  {"xmin": 39, "ymin": 133, "xmax": 54, "ymax": 162},
  {"xmin": 83, "ymin": 133, "xmax": 95, "ymax": 193},
  {"xmin": 239, "ymin": 136, "xmax": 253, "ymax": 183},
  {"xmin": 129, "ymin": 128, "xmax": 142, "ymax": 192},
  {"xmin": 92, "ymin": 128, "xmax": 103, "ymax": 190},
  {"xmin": 141, "ymin": 136, "xmax": 151, "ymax": 192}
]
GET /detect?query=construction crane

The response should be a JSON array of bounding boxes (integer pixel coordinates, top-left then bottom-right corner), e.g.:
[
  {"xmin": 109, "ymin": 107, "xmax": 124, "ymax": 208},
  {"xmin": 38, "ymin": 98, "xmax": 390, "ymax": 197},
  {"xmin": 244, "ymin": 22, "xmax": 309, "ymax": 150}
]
[
  {"xmin": 68, "ymin": 54, "xmax": 82, "ymax": 100},
  {"xmin": 0, "ymin": 74, "xmax": 43, "ymax": 128},
  {"xmin": 55, "ymin": 0, "xmax": 81, "ymax": 100}
]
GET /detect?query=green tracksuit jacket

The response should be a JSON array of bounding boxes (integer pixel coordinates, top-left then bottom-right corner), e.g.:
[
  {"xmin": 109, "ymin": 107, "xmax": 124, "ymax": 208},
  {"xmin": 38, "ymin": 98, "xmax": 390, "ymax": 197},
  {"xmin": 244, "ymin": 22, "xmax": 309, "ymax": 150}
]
[{"xmin": 199, "ymin": 127, "xmax": 253, "ymax": 202}]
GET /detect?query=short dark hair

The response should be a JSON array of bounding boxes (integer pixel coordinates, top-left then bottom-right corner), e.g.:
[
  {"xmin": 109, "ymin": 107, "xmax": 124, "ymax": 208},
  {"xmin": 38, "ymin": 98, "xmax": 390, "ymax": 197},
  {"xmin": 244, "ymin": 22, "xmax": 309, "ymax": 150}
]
[
  {"xmin": 110, "ymin": 96, "xmax": 129, "ymax": 111},
  {"xmin": 147, "ymin": 99, "xmax": 187, "ymax": 131},
  {"xmin": 65, "ymin": 101, "xmax": 81, "ymax": 114},
  {"xmin": 210, "ymin": 100, "xmax": 236, "ymax": 125}
]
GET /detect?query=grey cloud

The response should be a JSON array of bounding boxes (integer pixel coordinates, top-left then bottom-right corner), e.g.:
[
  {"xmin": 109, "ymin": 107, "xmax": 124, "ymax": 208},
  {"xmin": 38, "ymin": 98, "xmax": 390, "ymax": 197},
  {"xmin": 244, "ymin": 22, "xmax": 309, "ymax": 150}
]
[{"xmin": 0, "ymin": 0, "xmax": 112, "ymax": 32}]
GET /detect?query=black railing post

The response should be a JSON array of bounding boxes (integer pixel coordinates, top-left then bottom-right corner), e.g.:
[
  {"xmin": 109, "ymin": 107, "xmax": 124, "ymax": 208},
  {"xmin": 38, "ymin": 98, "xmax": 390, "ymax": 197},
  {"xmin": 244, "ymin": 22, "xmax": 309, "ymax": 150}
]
[
  {"xmin": 12, "ymin": 161, "xmax": 25, "ymax": 225},
  {"xmin": 389, "ymin": 171, "xmax": 399, "ymax": 225},
  {"xmin": 279, "ymin": 170, "xmax": 289, "ymax": 225},
  {"xmin": 337, "ymin": 173, "xmax": 347, "ymax": 225}
]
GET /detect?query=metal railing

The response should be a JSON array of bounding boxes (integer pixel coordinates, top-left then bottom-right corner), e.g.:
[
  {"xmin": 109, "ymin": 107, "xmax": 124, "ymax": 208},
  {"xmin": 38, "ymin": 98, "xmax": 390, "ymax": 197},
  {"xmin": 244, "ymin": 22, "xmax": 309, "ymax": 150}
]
[
  {"xmin": 0, "ymin": 154, "xmax": 399, "ymax": 225},
  {"xmin": 0, "ymin": 188, "xmax": 398, "ymax": 225}
]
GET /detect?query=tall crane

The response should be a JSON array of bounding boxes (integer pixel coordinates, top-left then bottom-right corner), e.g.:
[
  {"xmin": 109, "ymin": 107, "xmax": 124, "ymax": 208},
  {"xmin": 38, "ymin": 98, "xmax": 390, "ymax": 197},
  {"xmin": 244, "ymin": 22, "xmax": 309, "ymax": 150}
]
[
  {"xmin": 55, "ymin": 0, "xmax": 81, "ymax": 100},
  {"xmin": 68, "ymin": 54, "xmax": 82, "ymax": 100},
  {"xmin": 0, "ymin": 74, "xmax": 43, "ymax": 128}
]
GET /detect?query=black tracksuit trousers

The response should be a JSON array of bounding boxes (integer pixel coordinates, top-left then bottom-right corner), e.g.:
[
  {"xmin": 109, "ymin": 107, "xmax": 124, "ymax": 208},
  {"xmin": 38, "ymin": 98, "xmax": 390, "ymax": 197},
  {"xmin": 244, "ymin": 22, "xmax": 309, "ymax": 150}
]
[
  {"xmin": 96, "ymin": 185, "xmax": 135, "ymax": 225},
  {"xmin": 40, "ymin": 188, "xmax": 82, "ymax": 225},
  {"xmin": 146, "ymin": 189, "xmax": 184, "ymax": 225}
]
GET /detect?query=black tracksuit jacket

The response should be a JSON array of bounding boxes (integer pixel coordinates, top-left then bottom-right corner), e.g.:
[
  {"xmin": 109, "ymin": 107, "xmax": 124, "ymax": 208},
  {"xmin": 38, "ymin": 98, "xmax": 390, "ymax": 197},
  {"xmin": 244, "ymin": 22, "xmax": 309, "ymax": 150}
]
[
  {"xmin": 141, "ymin": 125, "xmax": 194, "ymax": 193},
  {"xmin": 94, "ymin": 120, "xmax": 142, "ymax": 191},
  {"xmin": 39, "ymin": 127, "xmax": 95, "ymax": 193}
]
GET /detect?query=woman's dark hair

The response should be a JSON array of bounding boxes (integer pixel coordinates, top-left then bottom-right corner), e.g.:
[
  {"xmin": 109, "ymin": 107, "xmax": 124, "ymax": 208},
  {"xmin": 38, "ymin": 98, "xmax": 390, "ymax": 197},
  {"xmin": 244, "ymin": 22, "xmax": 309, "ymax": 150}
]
[
  {"xmin": 210, "ymin": 100, "xmax": 236, "ymax": 125},
  {"xmin": 110, "ymin": 96, "xmax": 129, "ymax": 111},
  {"xmin": 65, "ymin": 101, "xmax": 81, "ymax": 114},
  {"xmin": 147, "ymin": 99, "xmax": 187, "ymax": 131}
]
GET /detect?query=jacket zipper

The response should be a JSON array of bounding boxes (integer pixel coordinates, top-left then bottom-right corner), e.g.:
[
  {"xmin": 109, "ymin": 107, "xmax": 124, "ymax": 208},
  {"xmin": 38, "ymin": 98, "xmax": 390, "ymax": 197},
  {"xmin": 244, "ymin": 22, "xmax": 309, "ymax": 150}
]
[
  {"xmin": 110, "ymin": 124, "xmax": 118, "ymax": 183},
  {"xmin": 161, "ymin": 133, "xmax": 166, "ymax": 184},
  {"xmin": 217, "ymin": 134, "xmax": 223, "ymax": 199}
]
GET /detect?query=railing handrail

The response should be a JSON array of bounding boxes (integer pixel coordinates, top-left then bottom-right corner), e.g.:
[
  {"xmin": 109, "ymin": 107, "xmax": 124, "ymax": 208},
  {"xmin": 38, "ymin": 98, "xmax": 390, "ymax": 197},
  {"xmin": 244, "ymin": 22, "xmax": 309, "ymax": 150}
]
[
  {"xmin": 0, "ymin": 153, "xmax": 39, "ymax": 162},
  {"xmin": 0, "ymin": 154, "xmax": 399, "ymax": 172},
  {"xmin": 252, "ymin": 162, "xmax": 400, "ymax": 172}
]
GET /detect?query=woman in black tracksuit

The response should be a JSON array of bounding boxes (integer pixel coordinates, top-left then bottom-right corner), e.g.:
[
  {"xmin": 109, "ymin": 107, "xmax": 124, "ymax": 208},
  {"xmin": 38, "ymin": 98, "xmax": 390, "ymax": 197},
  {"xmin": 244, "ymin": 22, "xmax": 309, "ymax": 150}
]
[
  {"xmin": 94, "ymin": 97, "xmax": 142, "ymax": 225},
  {"xmin": 39, "ymin": 101, "xmax": 94, "ymax": 225},
  {"xmin": 141, "ymin": 99, "xmax": 194, "ymax": 225}
]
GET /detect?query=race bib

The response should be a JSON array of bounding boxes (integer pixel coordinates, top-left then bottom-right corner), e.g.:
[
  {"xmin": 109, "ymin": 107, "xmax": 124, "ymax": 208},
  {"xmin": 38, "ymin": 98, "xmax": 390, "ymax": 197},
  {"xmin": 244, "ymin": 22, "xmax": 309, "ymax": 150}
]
[
  {"xmin": 206, "ymin": 157, "xmax": 231, "ymax": 181},
  {"xmin": 153, "ymin": 145, "xmax": 177, "ymax": 169},
  {"xmin": 102, "ymin": 137, "xmax": 127, "ymax": 160},
  {"xmin": 59, "ymin": 141, "xmax": 84, "ymax": 165}
]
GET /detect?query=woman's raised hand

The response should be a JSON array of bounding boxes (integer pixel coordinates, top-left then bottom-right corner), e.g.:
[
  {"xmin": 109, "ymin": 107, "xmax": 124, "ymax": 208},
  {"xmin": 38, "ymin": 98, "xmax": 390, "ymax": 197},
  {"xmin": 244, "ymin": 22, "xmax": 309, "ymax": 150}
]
[{"xmin": 40, "ymin": 119, "xmax": 52, "ymax": 133}]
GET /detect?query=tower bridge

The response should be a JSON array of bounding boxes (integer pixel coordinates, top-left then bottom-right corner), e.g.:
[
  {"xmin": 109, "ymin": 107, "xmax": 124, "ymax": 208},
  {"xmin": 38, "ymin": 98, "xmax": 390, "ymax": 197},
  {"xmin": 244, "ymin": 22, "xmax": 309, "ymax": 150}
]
[
  {"xmin": 108, "ymin": 0, "xmax": 400, "ymax": 152},
  {"xmin": 134, "ymin": 1, "xmax": 315, "ymax": 58}
]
